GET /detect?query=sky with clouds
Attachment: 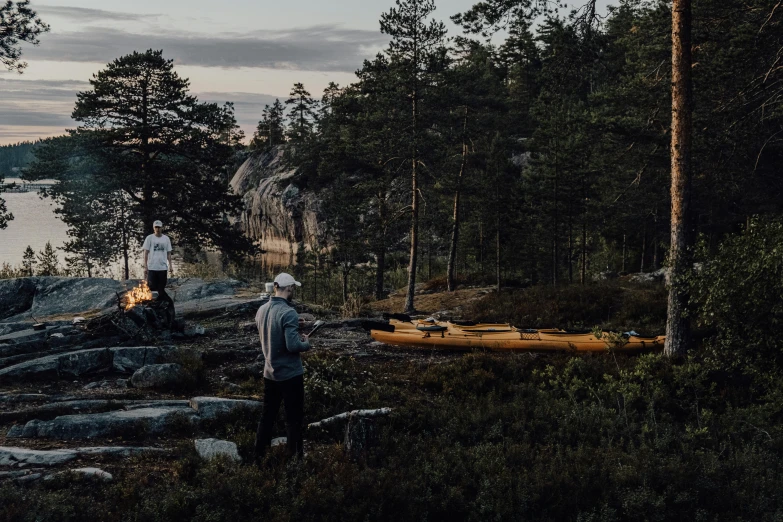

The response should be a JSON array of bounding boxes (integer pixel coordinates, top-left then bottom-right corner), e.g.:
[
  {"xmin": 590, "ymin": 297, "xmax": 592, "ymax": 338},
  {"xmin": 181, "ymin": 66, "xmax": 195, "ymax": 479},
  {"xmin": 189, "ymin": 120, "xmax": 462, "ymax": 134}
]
[{"xmin": 0, "ymin": 0, "xmax": 612, "ymax": 145}]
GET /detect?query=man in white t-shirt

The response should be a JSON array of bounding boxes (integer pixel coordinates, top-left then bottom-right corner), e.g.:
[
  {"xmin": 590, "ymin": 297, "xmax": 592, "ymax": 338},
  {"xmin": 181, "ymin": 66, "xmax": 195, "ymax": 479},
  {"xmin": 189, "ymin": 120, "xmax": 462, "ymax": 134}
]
[{"xmin": 142, "ymin": 220, "xmax": 174, "ymax": 311}]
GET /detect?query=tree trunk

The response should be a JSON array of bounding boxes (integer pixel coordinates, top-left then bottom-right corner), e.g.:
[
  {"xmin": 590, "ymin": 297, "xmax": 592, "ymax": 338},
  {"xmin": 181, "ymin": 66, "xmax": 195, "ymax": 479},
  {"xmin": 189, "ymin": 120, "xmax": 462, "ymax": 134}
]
[
  {"xmin": 375, "ymin": 244, "xmax": 386, "ymax": 300},
  {"xmin": 447, "ymin": 107, "xmax": 469, "ymax": 292},
  {"xmin": 553, "ymin": 134, "xmax": 559, "ymax": 287},
  {"xmin": 314, "ymin": 249, "xmax": 318, "ymax": 305},
  {"xmin": 479, "ymin": 218, "xmax": 484, "ymax": 273},
  {"xmin": 640, "ymin": 225, "xmax": 647, "ymax": 273},
  {"xmin": 652, "ymin": 238, "xmax": 658, "ymax": 269},
  {"xmin": 342, "ymin": 268, "xmax": 349, "ymax": 304},
  {"xmin": 581, "ymin": 214, "xmax": 587, "ymax": 285},
  {"xmin": 568, "ymin": 213, "xmax": 573, "ymax": 283},
  {"xmin": 140, "ymin": 78, "xmax": 153, "ymax": 235},
  {"xmin": 665, "ymin": 0, "xmax": 693, "ymax": 358},
  {"xmin": 622, "ymin": 233, "xmax": 627, "ymax": 273},
  {"xmin": 496, "ymin": 169, "xmax": 501, "ymax": 293},
  {"xmin": 404, "ymin": 93, "xmax": 419, "ymax": 314}
]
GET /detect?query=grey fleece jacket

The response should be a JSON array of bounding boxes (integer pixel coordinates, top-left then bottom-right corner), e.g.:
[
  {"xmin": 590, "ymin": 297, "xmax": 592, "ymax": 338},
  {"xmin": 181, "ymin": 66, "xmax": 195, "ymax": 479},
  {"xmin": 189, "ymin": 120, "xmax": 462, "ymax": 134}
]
[{"xmin": 255, "ymin": 297, "xmax": 311, "ymax": 381}]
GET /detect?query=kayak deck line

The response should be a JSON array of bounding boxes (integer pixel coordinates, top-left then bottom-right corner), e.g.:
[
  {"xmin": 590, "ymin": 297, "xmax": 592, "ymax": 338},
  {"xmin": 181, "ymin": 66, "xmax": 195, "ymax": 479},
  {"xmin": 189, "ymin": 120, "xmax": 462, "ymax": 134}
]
[{"xmin": 370, "ymin": 319, "xmax": 665, "ymax": 353}]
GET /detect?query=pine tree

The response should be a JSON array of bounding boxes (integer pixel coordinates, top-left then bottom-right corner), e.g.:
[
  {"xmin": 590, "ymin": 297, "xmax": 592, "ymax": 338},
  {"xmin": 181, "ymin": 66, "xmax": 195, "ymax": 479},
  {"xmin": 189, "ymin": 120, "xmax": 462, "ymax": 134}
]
[
  {"xmin": 0, "ymin": 0, "xmax": 49, "ymax": 73},
  {"xmin": 285, "ymin": 83, "xmax": 318, "ymax": 143},
  {"xmin": 252, "ymin": 99, "xmax": 286, "ymax": 150},
  {"xmin": 380, "ymin": 0, "xmax": 447, "ymax": 313},
  {"xmin": 665, "ymin": 0, "xmax": 693, "ymax": 357},
  {"xmin": 29, "ymin": 50, "xmax": 253, "ymax": 260},
  {"xmin": 0, "ymin": 0, "xmax": 48, "ymax": 227},
  {"xmin": 36, "ymin": 241, "xmax": 59, "ymax": 276},
  {"xmin": 21, "ymin": 245, "xmax": 35, "ymax": 276}
]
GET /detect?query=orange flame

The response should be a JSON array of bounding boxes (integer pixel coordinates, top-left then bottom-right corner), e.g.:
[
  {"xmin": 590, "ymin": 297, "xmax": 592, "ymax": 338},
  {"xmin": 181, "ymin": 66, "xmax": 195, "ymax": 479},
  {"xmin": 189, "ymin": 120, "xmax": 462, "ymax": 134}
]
[{"xmin": 125, "ymin": 280, "xmax": 153, "ymax": 310}]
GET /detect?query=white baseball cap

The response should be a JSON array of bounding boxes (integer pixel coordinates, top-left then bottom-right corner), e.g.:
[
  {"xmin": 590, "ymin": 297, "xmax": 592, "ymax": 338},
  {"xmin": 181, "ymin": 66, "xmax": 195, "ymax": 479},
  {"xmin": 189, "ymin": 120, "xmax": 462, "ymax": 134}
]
[
  {"xmin": 274, "ymin": 272, "xmax": 301, "ymax": 287},
  {"xmin": 153, "ymin": 220, "xmax": 163, "ymax": 227}
]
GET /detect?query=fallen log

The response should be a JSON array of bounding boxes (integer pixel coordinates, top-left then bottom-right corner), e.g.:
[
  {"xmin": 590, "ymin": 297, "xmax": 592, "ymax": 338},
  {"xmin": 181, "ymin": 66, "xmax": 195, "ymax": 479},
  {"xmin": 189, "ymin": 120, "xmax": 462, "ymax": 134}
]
[{"xmin": 307, "ymin": 407, "xmax": 392, "ymax": 430}]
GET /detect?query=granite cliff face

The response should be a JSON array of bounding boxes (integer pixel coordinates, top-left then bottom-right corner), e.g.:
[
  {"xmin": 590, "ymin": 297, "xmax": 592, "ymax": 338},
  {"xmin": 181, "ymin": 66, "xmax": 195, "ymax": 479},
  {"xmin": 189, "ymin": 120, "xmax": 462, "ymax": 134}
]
[{"xmin": 229, "ymin": 147, "xmax": 322, "ymax": 255}]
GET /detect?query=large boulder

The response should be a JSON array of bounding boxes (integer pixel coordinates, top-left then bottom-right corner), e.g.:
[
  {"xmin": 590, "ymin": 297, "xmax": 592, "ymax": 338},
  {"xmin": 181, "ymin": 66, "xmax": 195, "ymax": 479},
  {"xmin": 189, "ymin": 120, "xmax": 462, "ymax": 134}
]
[
  {"xmin": 130, "ymin": 363, "xmax": 187, "ymax": 389},
  {"xmin": 194, "ymin": 438, "xmax": 241, "ymax": 463}
]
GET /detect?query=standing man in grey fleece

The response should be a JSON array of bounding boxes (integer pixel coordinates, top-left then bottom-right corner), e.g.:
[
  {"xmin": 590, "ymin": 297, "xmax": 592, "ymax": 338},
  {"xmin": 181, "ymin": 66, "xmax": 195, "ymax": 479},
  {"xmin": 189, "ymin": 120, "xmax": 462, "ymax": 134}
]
[{"xmin": 254, "ymin": 272, "xmax": 311, "ymax": 462}]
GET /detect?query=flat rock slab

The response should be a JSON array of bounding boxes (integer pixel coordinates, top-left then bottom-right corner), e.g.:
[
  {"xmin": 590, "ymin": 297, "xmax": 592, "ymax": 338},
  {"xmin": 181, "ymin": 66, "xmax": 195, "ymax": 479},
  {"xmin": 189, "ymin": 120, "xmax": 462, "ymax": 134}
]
[
  {"xmin": 0, "ymin": 447, "xmax": 78, "ymax": 466},
  {"xmin": 0, "ymin": 446, "xmax": 164, "ymax": 467},
  {"xmin": 0, "ymin": 346, "xmax": 175, "ymax": 382},
  {"xmin": 194, "ymin": 438, "xmax": 241, "ymax": 462},
  {"xmin": 189, "ymin": 397, "xmax": 262, "ymax": 420},
  {"xmin": 7, "ymin": 406, "xmax": 196, "ymax": 439},
  {"xmin": 6, "ymin": 397, "xmax": 261, "ymax": 440}
]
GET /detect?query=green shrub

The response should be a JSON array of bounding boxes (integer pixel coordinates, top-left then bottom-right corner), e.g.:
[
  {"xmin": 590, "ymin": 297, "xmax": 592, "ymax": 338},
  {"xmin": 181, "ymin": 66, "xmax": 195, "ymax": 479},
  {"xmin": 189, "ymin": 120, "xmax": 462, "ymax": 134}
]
[{"xmin": 690, "ymin": 216, "xmax": 783, "ymax": 367}]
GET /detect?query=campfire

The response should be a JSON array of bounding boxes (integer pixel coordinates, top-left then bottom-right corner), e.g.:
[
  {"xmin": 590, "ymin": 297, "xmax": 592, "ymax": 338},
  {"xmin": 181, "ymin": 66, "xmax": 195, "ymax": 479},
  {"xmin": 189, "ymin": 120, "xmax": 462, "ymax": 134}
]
[{"xmin": 123, "ymin": 280, "xmax": 155, "ymax": 310}]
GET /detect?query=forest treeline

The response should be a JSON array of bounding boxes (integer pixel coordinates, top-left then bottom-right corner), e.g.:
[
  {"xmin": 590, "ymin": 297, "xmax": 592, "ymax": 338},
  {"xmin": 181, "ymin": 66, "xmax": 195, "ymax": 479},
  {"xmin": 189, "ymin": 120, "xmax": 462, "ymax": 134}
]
[
  {"xmin": 0, "ymin": 141, "xmax": 36, "ymax": 177},
  {"xmin": 259, "ymin": 0, "xmax": 782, "ymax": 305},
  {"xmin": 2, "ymin": 0, "xmax": 782, "ymax": 303}
]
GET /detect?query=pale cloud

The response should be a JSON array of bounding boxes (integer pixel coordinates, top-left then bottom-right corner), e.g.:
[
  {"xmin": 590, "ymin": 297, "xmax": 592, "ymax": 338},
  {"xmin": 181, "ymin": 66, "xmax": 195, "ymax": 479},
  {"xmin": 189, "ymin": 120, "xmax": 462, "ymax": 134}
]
[
  {"xmin": 0, "ymin": 78, "xmax": 285, "ymax": 144},
  {"xmin": 22, "ymin": 25, "xmax": 388, "ymax": 72},
  {"xmin": 35, "ymin": 4, "xmax": 159, "ymax": 22}
]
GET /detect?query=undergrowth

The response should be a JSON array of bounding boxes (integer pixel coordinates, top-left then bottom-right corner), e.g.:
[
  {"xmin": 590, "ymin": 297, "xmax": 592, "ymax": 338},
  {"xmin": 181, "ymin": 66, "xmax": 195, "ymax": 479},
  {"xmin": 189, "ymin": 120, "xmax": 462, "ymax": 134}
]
[
  {"xmin": 4, "ymin": 349, "xmax": 783, "ymax": 521},
  {"xmin": 463, "ymin": 280, "xmax": 668, "ymax": 333}
]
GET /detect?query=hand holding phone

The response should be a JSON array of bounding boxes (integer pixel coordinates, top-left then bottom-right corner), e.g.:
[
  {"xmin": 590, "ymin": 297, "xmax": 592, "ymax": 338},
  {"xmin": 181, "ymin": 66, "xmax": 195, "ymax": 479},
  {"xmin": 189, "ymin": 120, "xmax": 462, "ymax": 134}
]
[{"xmin": 307, "ymin": 320, "xmax": 325, "ymax": 337}]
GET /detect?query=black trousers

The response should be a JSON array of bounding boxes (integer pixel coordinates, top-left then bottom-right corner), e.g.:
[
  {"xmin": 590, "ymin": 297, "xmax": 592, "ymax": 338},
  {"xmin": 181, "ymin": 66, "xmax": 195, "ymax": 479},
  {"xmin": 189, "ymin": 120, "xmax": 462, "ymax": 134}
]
[
  {"xmin": 147, "ymin": 270, "xmax": 174, "ymax": 307},
  {"xmin": 255, "ymin": 374, "xmax": 305, "ymax": 459}
]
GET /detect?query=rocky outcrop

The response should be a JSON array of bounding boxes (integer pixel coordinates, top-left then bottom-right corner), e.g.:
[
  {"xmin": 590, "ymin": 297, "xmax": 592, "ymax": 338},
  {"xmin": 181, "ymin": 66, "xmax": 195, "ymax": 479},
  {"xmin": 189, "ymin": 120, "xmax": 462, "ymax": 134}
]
[
  {"xmin": 0, "ymin": 277, "xmax": 124, "ymax": 321},
  {"xmin": 0, "ymin": 277, "xmax": 255, "ymax": 322},
  {"xmin": 0, "ymin": 346, "xmax": 175, "ymax": 382},
  {"xmin": 6, "ymin": 397, "xmax": 261, "ymax": 440},
  {"xmin": 230, "ymin": 147, "xmax": 322, "ymax": 255}
]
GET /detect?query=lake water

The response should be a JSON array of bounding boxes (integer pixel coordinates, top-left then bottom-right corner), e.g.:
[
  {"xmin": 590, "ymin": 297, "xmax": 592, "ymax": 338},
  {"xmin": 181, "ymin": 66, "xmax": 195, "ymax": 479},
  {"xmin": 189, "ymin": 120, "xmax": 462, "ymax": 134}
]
[
  {"xmin": 0, "ymin": 181, "xmax": 293, "ymax": 279},
  {"xmin": 0, "ymin": 189, "xmax": 69, "ymax": 268}
]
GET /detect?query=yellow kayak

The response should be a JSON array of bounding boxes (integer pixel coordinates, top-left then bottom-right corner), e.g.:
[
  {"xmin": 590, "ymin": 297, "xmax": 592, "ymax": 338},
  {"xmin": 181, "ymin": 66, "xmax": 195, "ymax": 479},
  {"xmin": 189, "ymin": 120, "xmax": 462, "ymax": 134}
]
[{"xmin": 370, "ymin": 318, "xmax": 665, "ymax": 353}]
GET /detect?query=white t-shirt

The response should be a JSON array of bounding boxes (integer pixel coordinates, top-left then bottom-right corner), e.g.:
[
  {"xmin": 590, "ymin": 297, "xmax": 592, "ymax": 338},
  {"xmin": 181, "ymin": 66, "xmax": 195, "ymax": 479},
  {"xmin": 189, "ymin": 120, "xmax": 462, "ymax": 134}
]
[{"xmin": 143, "ymin": 234, "xmax": 173, "ymax": 271}]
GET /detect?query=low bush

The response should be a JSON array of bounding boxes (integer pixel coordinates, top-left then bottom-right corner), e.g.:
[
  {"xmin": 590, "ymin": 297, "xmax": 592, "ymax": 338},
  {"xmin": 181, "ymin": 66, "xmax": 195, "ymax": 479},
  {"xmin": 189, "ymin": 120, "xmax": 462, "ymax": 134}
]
[{"xmin": 463, "ymin": 280, "xmax": 668, "ymax": 333}]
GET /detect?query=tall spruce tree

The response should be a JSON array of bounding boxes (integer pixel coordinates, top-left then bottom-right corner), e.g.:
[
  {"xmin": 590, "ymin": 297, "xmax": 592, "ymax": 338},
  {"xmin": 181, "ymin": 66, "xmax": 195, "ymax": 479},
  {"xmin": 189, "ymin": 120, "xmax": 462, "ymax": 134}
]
[{"xmin": 380, "ymin": 0, "xmax": 447, "ymax": 313}]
